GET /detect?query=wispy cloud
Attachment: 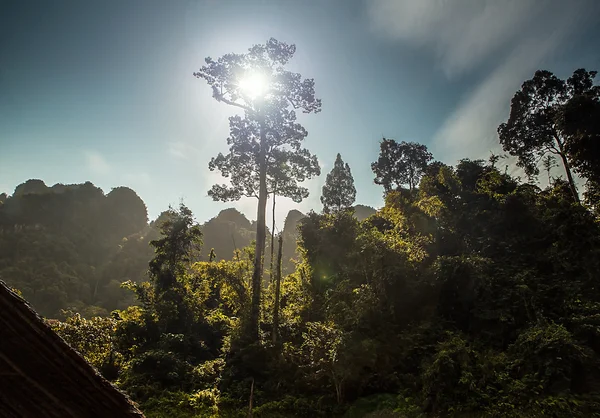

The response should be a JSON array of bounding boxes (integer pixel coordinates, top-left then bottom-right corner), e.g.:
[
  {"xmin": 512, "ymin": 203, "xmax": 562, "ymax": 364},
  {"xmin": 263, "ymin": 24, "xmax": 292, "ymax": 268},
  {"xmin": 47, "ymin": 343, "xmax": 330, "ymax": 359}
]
[
  {"xmin": 432, "ymin": 35, "xmax": 564, "ymax": 164},
  {"xmin": 123, "ymin": 172, "xmax": 152, "ymax": 188},
  {"xmin": 368, "ymin": 0, "xmax": 540, "ymax": 77},
  {"xmin": 168, "ymin": 141, "xmax": 201, "ymax": 160},
  {"xmin": 368, "ymin": 0, "xmax": 597, "ymax": 166},
  {"xmin": 84, "ymin": 150, "xmax": 110, "ymax": 175}
]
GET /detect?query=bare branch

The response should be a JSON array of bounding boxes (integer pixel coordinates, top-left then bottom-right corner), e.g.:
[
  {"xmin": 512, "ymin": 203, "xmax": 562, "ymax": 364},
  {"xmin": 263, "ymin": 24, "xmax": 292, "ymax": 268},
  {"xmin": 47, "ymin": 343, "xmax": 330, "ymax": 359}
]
[
  {"xmin": 286, "ymin": 96, "xmax": 299, "ymax": 109},
  {"xmin": 214, "ymin": 93, "xmax": 252, "ymax": 112}
]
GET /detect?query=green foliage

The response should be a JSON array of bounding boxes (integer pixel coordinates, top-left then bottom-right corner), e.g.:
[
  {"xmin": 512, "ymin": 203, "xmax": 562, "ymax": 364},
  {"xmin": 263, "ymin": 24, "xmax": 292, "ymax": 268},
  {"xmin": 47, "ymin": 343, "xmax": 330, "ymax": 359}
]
[
  {"xmin": 140, "ymin": 390, "xmax": 221, "ymax": 418},
  {"xmin": 195, "ymin": 37, "xmax": 322, "ymax": 342},
  {"xmin": 372, "ymin": 139, "xmax": 433, "ymax": 192},
  {"xmin": 345, "ymin": 393, "xmax": 424, "ymax": 418},
  {"xmin": 49, "ymin": 311, "xmax": 118, "ymax": 372},
  {"xmin": 17, "ymin": 143, "xmax": 600, "ymax": 417},
  {"xmin": 321, "ymin": 153, "xmax": 356, "ymax": 213},
  {"xmin": 1, "ymin": 182, "xmax": 272, "ymax": 319},
  {"xmin": 499, "ymin": 68, "xmax": 600, "ymax": 201},
  {"xmin": 8, "ymin": 65, "xmax": 600, "ymax": 418},
  {"xmin": 0, "ymin": 180, "xmax": 149, "ymax": 317}
]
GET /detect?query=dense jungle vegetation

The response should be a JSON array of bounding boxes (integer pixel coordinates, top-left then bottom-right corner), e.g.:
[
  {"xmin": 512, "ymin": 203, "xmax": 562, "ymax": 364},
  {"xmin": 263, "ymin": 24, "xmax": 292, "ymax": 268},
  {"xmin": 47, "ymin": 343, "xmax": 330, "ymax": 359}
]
[{"xmin": 2, "ymin": 39, "xmax": 600, "ymax": 417}]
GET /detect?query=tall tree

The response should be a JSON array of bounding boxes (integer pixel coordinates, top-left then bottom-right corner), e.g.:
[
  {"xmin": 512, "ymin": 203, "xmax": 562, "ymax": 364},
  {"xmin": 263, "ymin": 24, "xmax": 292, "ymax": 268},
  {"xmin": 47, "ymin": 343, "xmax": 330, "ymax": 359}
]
[
  {"xmin": 371, "ymin": 138, "xmax": 433, "ymax": 192},
  {"xmin": 148, "ymin": 204, "xmax": 202, "ymax": 297},
  {"xmin": 143, "ymin": 203, "xmax": 203, "ymax": 334},
  {"xmin": 268, "ymin": 161, "xmax": 315, "ymax": 281},
  {"xmin": 498, "ymin": 69, "xmax": 600, "ymax": 202},
  {"xmin": 194, "ymin": 38, "xmax": 321, "ymax": 340},
  {"xmin": 560, "ymin": 88, "xmax": 600, "ymax": 206},
  {"xmin": 320, "ymin": 153, "xmax": 356, "ymax": 213}
]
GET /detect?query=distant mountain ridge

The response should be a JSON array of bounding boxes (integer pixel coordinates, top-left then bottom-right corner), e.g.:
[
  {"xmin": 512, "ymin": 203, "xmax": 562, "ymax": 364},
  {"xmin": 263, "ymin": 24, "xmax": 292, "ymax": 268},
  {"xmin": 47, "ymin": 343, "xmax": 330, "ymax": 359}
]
[{"xmin": 0, "ymin": 180, "xmax": 377, "ymax": 317}]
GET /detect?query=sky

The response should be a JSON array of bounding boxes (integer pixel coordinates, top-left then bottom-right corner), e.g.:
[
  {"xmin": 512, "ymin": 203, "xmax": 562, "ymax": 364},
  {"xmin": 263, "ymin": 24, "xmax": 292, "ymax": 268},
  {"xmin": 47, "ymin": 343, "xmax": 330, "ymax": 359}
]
[{"xmin": 1, "ymin": 0, "xmax": 599, "ymax": 229}]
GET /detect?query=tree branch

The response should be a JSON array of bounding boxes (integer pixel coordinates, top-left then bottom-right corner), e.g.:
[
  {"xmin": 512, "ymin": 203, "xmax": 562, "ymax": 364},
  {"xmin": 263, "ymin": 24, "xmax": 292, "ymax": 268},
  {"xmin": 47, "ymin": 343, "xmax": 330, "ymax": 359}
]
[
  {"xmin": 215, "ymin": 95, "xmax": 252, "ymax": 112},
  {"xmin": 213, "ymin": 86, "xmax": 253, "ymax": 112},
  {"xmin": 545, "ymin": 142, "xmax": 561, "ymax": 155},
  {"xmin": 286, "ymin": 96, "xmax": 299, "ymax": 109}
]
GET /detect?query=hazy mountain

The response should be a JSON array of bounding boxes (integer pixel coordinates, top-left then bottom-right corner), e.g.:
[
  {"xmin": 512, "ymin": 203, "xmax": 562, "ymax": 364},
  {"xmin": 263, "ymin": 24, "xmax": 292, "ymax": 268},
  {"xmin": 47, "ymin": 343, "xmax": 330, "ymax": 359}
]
[
  {"xmin": 354, "ymin": 204, "xmax": 377, "ymax": 221},
  {"xmin": 0, "ymin": 180, "xmax": 149, "ymax": 318},
  {"xmin": 0, "ymin": 179, "xmax": 378, "ymax": 317},
  {"xmin": 201, "ymin": 208, "xmax": 256, "ymax": 261}
]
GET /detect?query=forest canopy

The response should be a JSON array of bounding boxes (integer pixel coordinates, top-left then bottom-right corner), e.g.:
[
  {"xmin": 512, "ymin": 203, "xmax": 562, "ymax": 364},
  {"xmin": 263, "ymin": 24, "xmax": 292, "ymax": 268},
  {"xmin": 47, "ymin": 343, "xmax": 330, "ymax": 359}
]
[{"xmin": 2, "ymin": 52, "xmax": 600, "ymax": 417}]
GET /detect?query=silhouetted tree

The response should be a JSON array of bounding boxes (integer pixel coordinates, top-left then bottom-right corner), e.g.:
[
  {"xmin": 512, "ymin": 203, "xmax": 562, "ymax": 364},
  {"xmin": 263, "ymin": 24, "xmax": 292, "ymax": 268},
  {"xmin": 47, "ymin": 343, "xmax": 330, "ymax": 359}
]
[
  {"xmin": 321, "ymin": 153, "xmax": 356, "ymax": 213},
  {"xmin": 371, "ymin": 138, "xmax": 433, "ymax": 192},
  {"xmin": 560, "ymin": 88, "xmax": 600, "ymax": 206},
  {"xmin": 194, "ymin": 38, "xmax": 321, "ymax": 340},
  {"xmin": 498, "ymin": 69, "xmax": 600, "ymax": 202}
]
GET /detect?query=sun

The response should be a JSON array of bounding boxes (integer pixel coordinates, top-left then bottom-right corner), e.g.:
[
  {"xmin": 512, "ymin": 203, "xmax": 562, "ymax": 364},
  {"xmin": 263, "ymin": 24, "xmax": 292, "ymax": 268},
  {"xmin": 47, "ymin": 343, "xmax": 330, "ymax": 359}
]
[{"xmin": 239, "ymin": 72, "xmax": 268, "ymax": 99}]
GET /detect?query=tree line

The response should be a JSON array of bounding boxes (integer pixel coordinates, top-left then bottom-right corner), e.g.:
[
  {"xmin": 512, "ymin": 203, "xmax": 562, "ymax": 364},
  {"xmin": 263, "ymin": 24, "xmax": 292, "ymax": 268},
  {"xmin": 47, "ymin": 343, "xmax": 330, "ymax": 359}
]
[
  {"xmin": 195, "ymin": 38, "xmax": 600, "ymax": 350},
  {"xmin": 7, "ymin": 38, "xmax": 600, "ymax": 417}
]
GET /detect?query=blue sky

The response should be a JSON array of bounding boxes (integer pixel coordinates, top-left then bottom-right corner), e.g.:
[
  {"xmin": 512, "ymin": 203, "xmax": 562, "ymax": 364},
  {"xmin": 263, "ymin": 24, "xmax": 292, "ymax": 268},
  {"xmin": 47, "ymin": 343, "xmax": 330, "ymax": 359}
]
[{"xmin": 1, "ymin": 0, "xmax": 599, "ymax": 228}]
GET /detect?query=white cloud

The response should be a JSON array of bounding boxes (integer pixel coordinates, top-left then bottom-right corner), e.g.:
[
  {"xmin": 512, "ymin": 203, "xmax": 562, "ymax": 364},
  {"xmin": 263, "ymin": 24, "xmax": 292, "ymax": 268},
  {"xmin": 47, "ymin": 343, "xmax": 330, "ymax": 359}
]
[
  {"xmin": 168, "ymin": 141, "xmax": 202, "ymax": 160},
  {"xmin": 368, "ymin": 0, "xmax": 540, "ymax": 77},
  {"xmin": 84, "ymin": 150, "xmax": 110, "ymax": 175},
  {"xmin": 432, "ymin": 36, "xmax": 559, "ymax": 164},
  {"xmin": 430, "ymin": 1, "xmax": 592, "ymax": 163},
  {"xmin": 368, "ymin": 0, "xmax": 597, "ymax": 166}
]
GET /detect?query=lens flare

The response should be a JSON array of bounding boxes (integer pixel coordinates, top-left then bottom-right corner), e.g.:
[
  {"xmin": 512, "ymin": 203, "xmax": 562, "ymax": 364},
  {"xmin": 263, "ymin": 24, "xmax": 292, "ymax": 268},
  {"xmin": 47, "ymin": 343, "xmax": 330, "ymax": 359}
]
[{"xmin": 239, "ymin": 72, "xmax": 268, "ymax": 99}]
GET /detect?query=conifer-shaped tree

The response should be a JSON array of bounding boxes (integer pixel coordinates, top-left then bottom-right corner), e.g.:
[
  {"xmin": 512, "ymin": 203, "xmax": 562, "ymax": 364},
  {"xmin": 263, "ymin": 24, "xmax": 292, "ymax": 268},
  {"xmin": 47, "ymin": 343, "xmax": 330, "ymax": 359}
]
[{"xmin": 321, "ymin": 153, "xmax": 356, "ymax": 213}]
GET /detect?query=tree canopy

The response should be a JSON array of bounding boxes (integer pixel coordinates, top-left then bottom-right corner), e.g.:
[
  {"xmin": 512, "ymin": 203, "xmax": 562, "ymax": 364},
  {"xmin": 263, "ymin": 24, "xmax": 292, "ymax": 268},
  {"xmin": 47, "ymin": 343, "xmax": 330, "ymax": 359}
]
[
  {"xmin": 321, "ymin": 153, "xmax": 356, "ymax": 213},
  {"xmin": 195, "ymin": 38, "xmax": 322, "ymax": 341},
  {"xmin": 372, "ymin": 139, "xmax": 433, "ymax": 192},
  {"xmin": 498, "ymin": 68, "xmax": 600, "ymax": 202},
  {"xmin": 6, "ymin": 64, "xmax": 600, "ymax": 418}
]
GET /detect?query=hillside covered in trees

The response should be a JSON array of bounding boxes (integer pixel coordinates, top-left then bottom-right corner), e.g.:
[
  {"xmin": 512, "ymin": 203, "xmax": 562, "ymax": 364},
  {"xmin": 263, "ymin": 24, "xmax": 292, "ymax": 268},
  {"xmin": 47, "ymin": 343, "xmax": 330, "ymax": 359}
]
[
  {"xmin": 2, "ymin": 36, "xmax": 600, "ymax": 418},
  {"xmin": 0, "ymin": 179, "xmax": 373, "ymax": 318},
  {"xmin": 43, "ymin": 156, "xmax": 600, "ymax": 417}
]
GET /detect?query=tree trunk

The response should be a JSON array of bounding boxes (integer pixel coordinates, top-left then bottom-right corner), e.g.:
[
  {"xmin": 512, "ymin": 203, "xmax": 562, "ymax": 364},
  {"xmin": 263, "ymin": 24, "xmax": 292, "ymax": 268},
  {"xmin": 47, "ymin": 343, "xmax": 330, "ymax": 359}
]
[
  {"xmin": 555, "ymin": 136, "xmax": 580, "ymax": 203},
  {"xmin": 250, "ymin": 117, "xmax": 268, "ymax": 341},
  {"xmin": 561, "ymin": 153, "xmax": 579, "ymax": 203},
  {"xmin": 333, "ymin": 372, "xmax": 343, "ymax": 405},
  {"xmin": 247, "ymin": 377, "xmax": 254, "ymax": 418},
  {"xmin": 269, "ymin": 192, "xmax": 276, "ymax": 283},
  {"xmin": 272, "ymin": 234, "xmax": 283, "ymax": 344}
]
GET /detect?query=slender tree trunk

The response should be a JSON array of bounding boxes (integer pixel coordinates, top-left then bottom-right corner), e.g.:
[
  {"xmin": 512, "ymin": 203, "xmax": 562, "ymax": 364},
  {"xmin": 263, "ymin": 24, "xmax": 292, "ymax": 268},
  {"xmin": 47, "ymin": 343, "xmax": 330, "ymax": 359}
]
[
  {"xmin": 555, "ymin": 136, "xmax": 580, "ymax": 203},
  {"xmin": 333, "ymin": 372, "xmax": 343, "ymax": 405},
  {"xmin": 247, "ymin": 377, "xmax": 254, "ymax": 418},
  {"xmin": 250, "ymin": 116, "xmax": 268, "ymax": 341},
  {"xmin": 272, "ymin": 234, "xmax": 283, "ymax": 344},
  {"xmin": 269, "ymin": 192, "xmax": 276, "ymax": 282},
  {"xmin": 560, "ymin": 153, "xmax": 579, "ymax": 203}
]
